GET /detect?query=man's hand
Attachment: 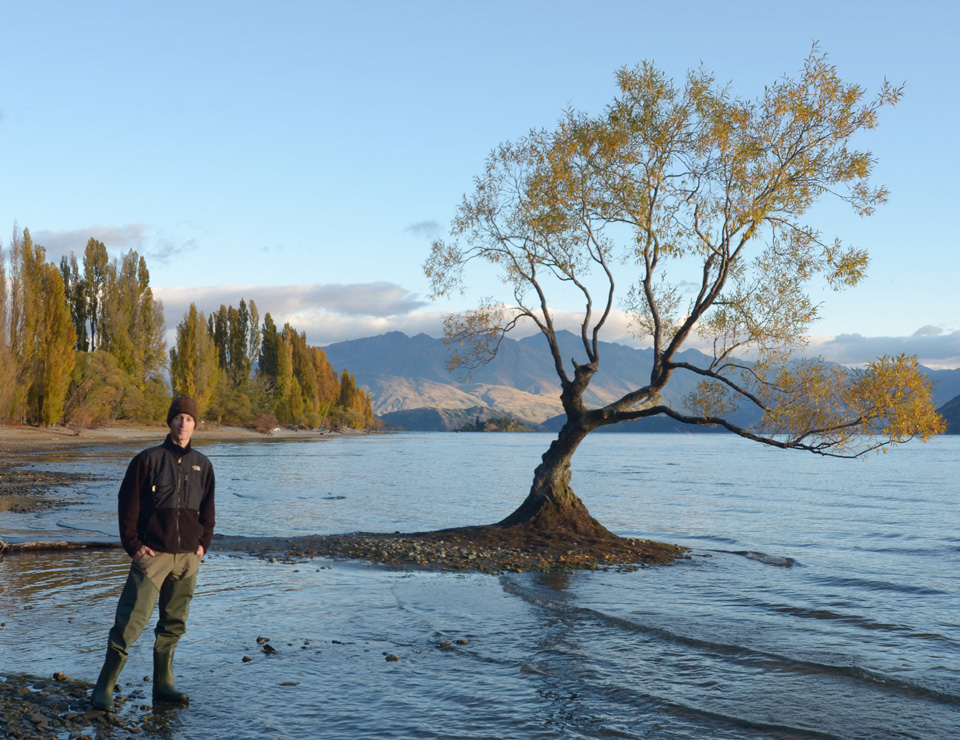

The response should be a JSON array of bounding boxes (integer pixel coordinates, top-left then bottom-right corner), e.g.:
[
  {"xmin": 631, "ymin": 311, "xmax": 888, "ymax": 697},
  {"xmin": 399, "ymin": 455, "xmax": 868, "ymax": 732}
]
[
  {"xmin": 196, "ymin": 544, "xmax": 205, "ymax": 557},
  {"xmin": 132, "ymin": 545, "xmax": 156, "ymax": 562}
]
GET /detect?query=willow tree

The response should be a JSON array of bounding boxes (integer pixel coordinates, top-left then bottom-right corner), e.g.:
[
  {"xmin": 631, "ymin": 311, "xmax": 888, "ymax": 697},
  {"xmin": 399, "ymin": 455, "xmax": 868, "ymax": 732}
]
[{"xmin": 425, "ymin": 50, "xmax": 944, "ymax": 538}]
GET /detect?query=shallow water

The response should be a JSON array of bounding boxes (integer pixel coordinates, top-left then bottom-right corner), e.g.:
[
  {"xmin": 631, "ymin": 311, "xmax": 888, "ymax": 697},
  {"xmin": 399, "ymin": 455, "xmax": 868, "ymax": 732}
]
[{"xmin": 1, "ymin": 433, "xmax": 958, "ymax": 739}]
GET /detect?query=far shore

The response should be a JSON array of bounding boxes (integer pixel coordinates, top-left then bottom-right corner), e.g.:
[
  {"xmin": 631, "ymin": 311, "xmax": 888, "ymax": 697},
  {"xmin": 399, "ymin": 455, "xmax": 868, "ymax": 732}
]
[{"xmin": 0, "ymin": 421, "xmax": 360, "ymax": 457}]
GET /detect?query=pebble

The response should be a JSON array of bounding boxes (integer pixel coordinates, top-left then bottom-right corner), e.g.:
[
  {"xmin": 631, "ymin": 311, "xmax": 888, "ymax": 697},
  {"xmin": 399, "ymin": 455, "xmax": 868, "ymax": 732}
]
[
  {"xmin": 385, "ymin": 654, "xmax": 399, "ymax": 662},
  {"xmin": 1, "ymin": 672, "xmax": 156, "ymax": 740}
]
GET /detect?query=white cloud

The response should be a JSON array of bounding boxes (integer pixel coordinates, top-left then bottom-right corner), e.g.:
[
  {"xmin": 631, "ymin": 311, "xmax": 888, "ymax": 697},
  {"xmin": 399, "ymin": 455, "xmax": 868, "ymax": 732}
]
[
  {"xmin": 28, "ymin": 223, "xmax": 201, "ymax": 268},
  {"xmin": 151, "ymin": 282, "xmax": 960, "ymax": 370},
  {"xmin": 31, "ymin": 224, "xmax": 148, "ymax": 262},
  {"xmin": 808, "ymin": 330, "xmax": 960, "ymax": 370},
  {"xmin": 154, "ymin": 282, "xmax": 433, "ymax": 346}
]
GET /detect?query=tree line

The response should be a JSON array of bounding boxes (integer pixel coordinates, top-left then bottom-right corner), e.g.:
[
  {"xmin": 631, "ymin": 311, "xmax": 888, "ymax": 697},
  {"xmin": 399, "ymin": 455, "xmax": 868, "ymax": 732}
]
[{"xmin": 0, "ymin": 225, "xmax": 376, "ymax": 432}]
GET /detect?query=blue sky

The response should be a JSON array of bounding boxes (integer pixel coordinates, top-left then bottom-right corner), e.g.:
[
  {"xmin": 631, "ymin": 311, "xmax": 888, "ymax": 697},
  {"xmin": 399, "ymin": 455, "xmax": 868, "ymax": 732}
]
[{"xmin": 2, "ymin": 1, "xmax": 958, "ymax": 368}]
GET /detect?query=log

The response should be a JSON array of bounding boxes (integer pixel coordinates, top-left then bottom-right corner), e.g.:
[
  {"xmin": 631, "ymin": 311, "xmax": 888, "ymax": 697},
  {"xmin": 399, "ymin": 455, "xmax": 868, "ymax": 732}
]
[{"xmin": 0, "ymin": 538, "xmax": 123, "ymax": 554}]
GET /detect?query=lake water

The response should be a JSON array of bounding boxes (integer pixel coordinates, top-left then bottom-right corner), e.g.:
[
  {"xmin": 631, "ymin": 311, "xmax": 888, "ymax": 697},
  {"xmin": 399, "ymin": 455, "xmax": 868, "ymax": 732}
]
[{"xmin": 1, "ymin": 432, "xmax": 958, "ymax": 739}]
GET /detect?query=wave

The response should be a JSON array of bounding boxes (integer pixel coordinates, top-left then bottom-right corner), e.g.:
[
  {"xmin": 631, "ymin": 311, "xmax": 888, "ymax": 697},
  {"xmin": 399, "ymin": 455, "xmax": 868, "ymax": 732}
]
[
  {"xmin": 499, "ymin": 577, "xmax": 960, "ymax": 707},
  {"xmin": 55, "ymin": 521, "xmax": 112, "ymax": 536}
]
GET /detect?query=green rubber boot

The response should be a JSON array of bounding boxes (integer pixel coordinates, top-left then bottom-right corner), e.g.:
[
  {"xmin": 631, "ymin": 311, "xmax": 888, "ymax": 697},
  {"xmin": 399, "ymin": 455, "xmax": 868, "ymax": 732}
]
[
  {"xmin": 91, "ymin": 647, "xmax": 127, "ymax": 711},
  {"xmin": 153, "ymin": 649, "xmax": 188, "ymax": 704}
]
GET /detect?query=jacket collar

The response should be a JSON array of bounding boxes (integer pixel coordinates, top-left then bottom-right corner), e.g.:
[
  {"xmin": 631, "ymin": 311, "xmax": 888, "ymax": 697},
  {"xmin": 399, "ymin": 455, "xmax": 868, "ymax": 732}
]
[{"xmin": 163, "ymin": 434, "xmax": 192, "ymax": 455}]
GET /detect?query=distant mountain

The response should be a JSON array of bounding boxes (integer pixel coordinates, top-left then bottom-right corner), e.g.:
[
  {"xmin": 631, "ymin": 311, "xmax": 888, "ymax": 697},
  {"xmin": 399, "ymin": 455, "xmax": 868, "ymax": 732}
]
[
  {"xmin": 937, "ymin": 394, "xmax": 960, "ymax": 434},
  {"xmin": 323, "ymin": 331, "xmax": 960, "ymax": 433},
  {"xmin": 324, "ymin": 331, "xmax": 742, "ymax": 431},
  {"xmin": 919, "ymin": 366, "xmax": 960, "ymax": 407}
]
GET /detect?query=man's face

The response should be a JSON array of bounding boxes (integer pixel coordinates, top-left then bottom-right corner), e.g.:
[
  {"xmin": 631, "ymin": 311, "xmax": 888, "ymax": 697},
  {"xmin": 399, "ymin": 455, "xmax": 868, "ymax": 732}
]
[{"xmin": 169, "ymin": 413, "xmax": 196, "ymax": 447}]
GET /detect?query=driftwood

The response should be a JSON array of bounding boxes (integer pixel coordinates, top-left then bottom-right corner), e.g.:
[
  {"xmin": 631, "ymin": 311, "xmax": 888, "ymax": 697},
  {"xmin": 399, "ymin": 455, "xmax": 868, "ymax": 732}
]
[{"xmin": 0, "ymin": 538, "xmax": 123, "ymax": 554}]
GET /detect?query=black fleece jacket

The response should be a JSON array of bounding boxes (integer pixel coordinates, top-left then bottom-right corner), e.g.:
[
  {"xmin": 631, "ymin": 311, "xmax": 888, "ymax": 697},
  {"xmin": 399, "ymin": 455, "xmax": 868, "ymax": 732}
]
[{"xmin": 118, "ymin": 435, "xmax": 216, "ymax": 557}]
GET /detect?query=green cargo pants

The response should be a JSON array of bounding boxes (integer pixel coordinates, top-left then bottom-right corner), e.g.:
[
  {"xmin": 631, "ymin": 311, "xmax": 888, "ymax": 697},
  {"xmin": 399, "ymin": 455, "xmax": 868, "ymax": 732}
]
[{"xmin": 108, "ymin": 552, "xmax": 201, "ymax": 656}]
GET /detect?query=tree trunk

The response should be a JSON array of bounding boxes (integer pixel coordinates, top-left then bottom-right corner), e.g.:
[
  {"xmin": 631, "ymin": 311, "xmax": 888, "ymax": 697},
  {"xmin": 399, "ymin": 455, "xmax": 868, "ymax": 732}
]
[{"xmin": 497, "ymin": 416, "xmax": 615, "ymax": 539}]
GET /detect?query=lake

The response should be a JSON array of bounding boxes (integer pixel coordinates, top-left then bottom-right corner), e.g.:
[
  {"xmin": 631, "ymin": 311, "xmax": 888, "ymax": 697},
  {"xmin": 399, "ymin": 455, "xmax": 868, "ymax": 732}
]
[{"xmin": 1, "ymin": 432, "xmax": 958, "ymax": 739}]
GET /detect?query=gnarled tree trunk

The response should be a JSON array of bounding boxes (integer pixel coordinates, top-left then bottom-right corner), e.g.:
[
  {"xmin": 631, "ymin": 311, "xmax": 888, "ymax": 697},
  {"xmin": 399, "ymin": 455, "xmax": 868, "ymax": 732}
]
[{"xmin": 498, "ymin": 414, "xmax": 615, "ymax": 539}]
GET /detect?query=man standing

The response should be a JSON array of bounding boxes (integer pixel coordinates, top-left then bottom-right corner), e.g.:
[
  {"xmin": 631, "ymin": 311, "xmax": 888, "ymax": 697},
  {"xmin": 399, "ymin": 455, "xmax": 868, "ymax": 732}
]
[{"xmin": 92, "ymin": 396, "xmax": 215, "ymax": 711}]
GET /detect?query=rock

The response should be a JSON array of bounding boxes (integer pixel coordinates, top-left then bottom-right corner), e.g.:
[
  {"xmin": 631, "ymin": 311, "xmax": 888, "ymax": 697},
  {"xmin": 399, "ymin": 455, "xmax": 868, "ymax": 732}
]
[
  {"xmin": 439, "ymin": 640, "xmax": 452, "ymax": 649},
  {"xmin": 256, "ymin": 636, "xmax": 270, "ymax": 645},
  {"xmin": 262, "ymin": 643, "xmax": 277, "ymax": 654},
  {"xmin": 242, "ymin": 655, "xmax": 253, "ymax": 662},
  {"xmin": 456, "ymin": 639, "xmax": 469, "ymax": 645},
  {"xmin": 385, "ymin": 654, "xmax": 399, "ymax": 662},
  {"xmin": 53, "ymin": 672, "xmax": 70, "ymax": 681}
]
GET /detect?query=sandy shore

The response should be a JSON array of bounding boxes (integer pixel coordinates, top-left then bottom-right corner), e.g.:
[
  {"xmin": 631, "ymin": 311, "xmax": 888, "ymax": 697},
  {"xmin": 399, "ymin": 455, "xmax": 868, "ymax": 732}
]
[{"xmin": 0, "ymin": 422, "xmax": 334, "ymax": 457}]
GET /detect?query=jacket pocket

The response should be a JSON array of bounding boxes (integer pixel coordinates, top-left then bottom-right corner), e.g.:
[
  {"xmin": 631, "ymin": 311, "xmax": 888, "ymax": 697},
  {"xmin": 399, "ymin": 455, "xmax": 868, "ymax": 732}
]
[{"xmin": 152, "ymin": 483, "xmax": 178, "ymax": 509}]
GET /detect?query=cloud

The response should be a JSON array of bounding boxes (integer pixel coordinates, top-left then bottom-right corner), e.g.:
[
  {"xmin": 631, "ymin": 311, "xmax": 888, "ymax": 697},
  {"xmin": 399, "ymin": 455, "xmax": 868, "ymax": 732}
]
[
  {"xmin": 31, "ymin": 224, "xmax": 148, "ymax": 262},
  {"xmin": 28, "ymin": 222, "xmax": 201, "ymax": 267},
  {"xmin": 150, "ymin": 282, "xmax": 960, "ymax": 371},
  {"xmin": 404, "ymin": 220, "xmax": 440, "ymax": 239},
  {"xmin": 912, "ymin": 325, "xmax": 942, "ymax": 337},
  {"xmin": 154, "ymin": 281, "xmax": 431, "ymax": 346},
  {"xmin": 808, "ymin": 330, "xmax": 960, "ymax": 370},
  {"xmin": 147, "ymin": 234, "xmax": 199, "ymax": 266}
]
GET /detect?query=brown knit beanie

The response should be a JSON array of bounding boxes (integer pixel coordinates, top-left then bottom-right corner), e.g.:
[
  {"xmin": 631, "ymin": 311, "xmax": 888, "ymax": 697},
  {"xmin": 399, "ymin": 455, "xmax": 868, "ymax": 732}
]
[{"xmin": 167, "ymin": 396, "xmax": 200, "ymax": 425}]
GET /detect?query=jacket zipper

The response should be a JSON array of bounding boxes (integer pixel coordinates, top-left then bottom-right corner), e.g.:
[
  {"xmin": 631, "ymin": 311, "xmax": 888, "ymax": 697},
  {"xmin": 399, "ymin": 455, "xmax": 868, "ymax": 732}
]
[{"xmin": 176, "ymin": 455, "xmax": 182, "ymax": 552}]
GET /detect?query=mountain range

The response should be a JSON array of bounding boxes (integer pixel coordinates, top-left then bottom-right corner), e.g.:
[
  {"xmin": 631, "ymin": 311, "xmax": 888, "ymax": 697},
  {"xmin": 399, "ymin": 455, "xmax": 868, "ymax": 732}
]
[{"xmin": 322, "ymin": 331, "xmax": 960, "ymax": 433}]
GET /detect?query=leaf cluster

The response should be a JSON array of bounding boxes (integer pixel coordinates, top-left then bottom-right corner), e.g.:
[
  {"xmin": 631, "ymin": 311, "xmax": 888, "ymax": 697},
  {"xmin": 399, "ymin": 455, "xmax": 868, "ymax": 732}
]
[{"xmin": 425, "ymin": 48, "xmax": 942, "ymax": 455}]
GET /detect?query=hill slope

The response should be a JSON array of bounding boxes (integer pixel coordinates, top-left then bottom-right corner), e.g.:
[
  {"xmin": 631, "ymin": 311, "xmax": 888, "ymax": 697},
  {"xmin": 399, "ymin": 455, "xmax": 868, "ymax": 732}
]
[
  {"xmin": 325, "ymin": 331, "xmax": 719, "ymax": 431},
  {"xmin": 323, "ymin": 331, "xmax": 960, "ymax": 432}
]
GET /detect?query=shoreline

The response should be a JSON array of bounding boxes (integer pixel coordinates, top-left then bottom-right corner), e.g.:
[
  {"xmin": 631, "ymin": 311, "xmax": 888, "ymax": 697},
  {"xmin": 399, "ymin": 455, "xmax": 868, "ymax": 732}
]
[
  {"xmin": 0, "ymin": 422, "xmax": 342, "ymax": 457},
  {"xmin": 1, "ymin": 422, "xmax": 687, "ymax": 572},
  {"xmin": 1, "ymin": 424, "xmax": 686, "ymax": 737}
]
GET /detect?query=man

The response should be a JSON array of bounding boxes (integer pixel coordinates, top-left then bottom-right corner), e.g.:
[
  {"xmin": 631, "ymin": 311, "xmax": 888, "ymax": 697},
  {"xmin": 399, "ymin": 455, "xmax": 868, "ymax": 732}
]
[{"xmin": 92, "ymin": 396, "xmax": 215, "ymax": 711}]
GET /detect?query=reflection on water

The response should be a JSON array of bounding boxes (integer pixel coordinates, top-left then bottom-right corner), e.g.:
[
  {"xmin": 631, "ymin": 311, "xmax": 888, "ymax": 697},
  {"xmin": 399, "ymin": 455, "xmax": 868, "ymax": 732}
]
[{"xmin": 1, "ymin": 433, "xmax": 959, "ymax": 739}]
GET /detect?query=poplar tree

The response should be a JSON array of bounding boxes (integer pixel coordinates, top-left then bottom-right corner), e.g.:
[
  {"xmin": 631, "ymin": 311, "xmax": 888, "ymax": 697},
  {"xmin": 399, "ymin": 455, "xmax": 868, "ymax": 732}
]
[
  {"xmin": 104, "ymin": 250, "xmax": 166, "ymax": 387},
  {"xmin": 9, "ymin": 227, "xmax": 76, "ymax": 425},
  {"xmin": 208, "ymin": 298, "xmax": 259, "ymax": 389},
  {"xmin": 0, "ymin": 239, "xmax": 16, "ymax": 420},
  {"xmin": 169, "ymin": 304, "xmax": 218, "ymax": 417},
  {"xmin": 82, "ymin": 238, "xmax": 111, "ymax": 351},
  {"xmin": 38, "ymin": 262, "xmax": 77, "ymax": 425},
  {"xmin": 59, "ymin": 254, "xmax": 89, "ymax": 351},
  {"xmin": 258, "ymin": 313, "xmax": 280, "ymax": 384}
]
